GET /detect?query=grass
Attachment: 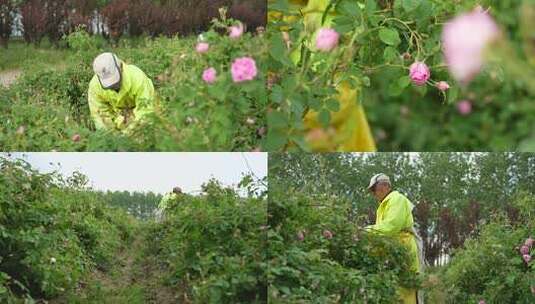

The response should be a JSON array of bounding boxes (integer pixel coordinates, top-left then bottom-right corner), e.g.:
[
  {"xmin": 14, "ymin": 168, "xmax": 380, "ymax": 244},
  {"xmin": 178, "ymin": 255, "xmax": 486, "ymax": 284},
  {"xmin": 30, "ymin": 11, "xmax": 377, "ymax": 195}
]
[{"xmin": 0, "ymin": 38, "xmax": 72, "ymax": 72}]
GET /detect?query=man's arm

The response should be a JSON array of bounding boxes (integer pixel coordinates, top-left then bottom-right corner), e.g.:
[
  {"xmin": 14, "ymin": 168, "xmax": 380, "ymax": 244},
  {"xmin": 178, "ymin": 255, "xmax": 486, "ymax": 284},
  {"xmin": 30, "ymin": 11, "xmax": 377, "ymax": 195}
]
[{"xmin": 88, "ymin": 79, "xmax": 117, "ymax": 130}]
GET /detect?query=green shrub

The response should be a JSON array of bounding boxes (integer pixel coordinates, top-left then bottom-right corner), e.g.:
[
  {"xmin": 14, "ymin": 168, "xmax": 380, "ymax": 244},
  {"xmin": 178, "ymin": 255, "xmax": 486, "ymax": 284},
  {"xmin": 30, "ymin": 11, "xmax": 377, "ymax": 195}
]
[
  {"xmin": 147, "ymin": 181, "xmax": 267, "ymax": 303},
  {"xmin": 267, "ymin": 0, "xmax": 535, "ymax": 151},
  {"xmin": 268, "ymin": 186, "xmax": 420, "ymax": 303},
  {"xmin": 0, "ymin": 157, "xmax": 135, "ymax": 301},
  {"xmin": 428, "ymin": 193, "xmax": 535, "ymax": 303},
  {"xmin": 0, "ymin": 13, "xmax": 267, "ymax": 151}
]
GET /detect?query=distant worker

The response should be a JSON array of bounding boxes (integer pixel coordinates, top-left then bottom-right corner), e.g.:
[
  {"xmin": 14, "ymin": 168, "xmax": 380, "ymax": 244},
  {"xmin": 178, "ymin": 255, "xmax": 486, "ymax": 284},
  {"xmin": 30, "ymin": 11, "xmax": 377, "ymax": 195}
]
[
  {"xmin": 158, "ymin": 186, "xmax": 183, "ymax": 214},
  {"xmin": 88, "ymin": 52, "xmax": 156, "ymax": 133},
  {"xmin": 366, "ymin": 173, "xmax": 425, "ymax": 304}
]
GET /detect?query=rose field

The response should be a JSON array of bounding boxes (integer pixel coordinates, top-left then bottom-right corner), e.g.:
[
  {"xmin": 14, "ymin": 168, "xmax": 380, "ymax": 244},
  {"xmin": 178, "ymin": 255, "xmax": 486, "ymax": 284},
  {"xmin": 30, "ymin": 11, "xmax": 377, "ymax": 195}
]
[
  {"xmin": 0, "ymin": 156, "xmax": 267, "ymax": 303},
  {"xmin": 0, "ymin": 2, "xmax": 267, "ymax": 151},
  {"xmin": 267, "ymin": 0, "xmax": 535, "ymax": 151},
  {"xmin": 269, "ymin": 152, "xmax": 535, "ymax": 303}
]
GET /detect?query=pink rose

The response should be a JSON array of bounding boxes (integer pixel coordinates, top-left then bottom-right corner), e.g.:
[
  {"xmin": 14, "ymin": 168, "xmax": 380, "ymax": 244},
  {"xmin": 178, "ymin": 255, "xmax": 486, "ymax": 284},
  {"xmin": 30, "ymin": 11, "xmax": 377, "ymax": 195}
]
[
  {"xmin": 409, "ymin": 61, "xmax": 430, "ymax": 86},
  {"xmin": 315, "ymin": 28, "xmax": 339, "ymax": 52},
  {"xmin": 479, "ymin": 301, "xmax": 485, "ymax": 304},
  {"xmin": 196, "ymin": 42, "xmax": 209, "ymax": 54},
  {"xmin": 72, "ymin": 134, "xmax": 81, "ymax": 142},
  {"xmin": 231, "ymin": 57, "xmax": 258, "ymax": 83},
  {"xmin": 523, "ymin": 254, "xmax": 531, "ymax": 263},
  {"xmin": 436, "ymin": 81, "xmax": 450, "ymax": 91},
  {"xmin": 442, "ymin": 9, "xmax": 499, "ymax": 84},
  {"xmin": 520, "ymin": 245, "xmax": 530, "ymax": 255},
  {"xmin": 323, "ymin": 230, "xmax": 333, "ymax": 239},
  {"xmin": 297, "ymin": 231, "xmax": 305, "ymax": 241},
  {"xmin": 202, "ymin": 67, "xmax": 217, "ymax": 84},
  {"xmin": 229, "ymin": 23, "xmax": 244, "ymax": 39},
  {"xmin": 456, "ymin": 100, "xmax": 472, "ymax": 115},
  {"xmin": 525, "ymin": 237, "xmax": 534, "ymax": 248}
]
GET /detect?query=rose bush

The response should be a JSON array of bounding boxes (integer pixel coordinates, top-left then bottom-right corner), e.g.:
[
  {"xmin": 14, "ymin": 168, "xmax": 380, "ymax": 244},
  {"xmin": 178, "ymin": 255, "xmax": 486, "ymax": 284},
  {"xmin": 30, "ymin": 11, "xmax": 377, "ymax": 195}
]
[
  {"xmin": 146, "ymin": 178, "xmax": 267, "ymax": 303},
  {"xmin": 426, "ymin": 193, "xmax": 535, "ymax": 303},
  {"xmin": 267, "ymin": 0, "xmax": 535, "ymax": 151},
  {"xmin": 268, "ymin": 181, "xmax": 421, "ymax": 303},
  {"xmin": 0, "ymin": 9, "xmax": 267, "ymax": 152},
  {"xmin": 0, "ymin": 157, "xmax": 136, "ymax": 302}
]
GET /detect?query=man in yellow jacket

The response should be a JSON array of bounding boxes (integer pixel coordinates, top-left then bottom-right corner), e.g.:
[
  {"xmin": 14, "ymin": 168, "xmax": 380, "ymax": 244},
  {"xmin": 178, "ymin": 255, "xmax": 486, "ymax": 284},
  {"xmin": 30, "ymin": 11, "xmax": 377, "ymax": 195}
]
[
  {"xmin": 268, "ymin": 0, "xmax": 376, "ymax": 151},
  {"xmin": 156, "ymin": 186, "xmax": 182, "ymax": 221},
  {"xmin": 366, "ymin": 173, "xmax": 422, "ymax": 304},
  {"xmin": 88, "ymin": 52, "xmax": 156, "ymax": 133},
  {"xmin": 158, "ymin": 186, "xmax": 183, "ymax": 211}
]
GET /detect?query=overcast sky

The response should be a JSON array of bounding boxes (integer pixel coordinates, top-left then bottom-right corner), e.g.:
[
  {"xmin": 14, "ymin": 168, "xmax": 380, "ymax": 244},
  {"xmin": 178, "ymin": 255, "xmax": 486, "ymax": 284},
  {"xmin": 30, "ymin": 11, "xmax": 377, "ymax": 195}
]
[{"xmin": 3, "ymin": 153, "xmax": 267, "ymax": 194}]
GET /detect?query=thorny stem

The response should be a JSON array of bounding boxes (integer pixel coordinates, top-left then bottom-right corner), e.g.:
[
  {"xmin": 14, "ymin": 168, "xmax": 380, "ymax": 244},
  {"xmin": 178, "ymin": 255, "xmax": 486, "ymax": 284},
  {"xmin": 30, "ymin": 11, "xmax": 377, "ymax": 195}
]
[{"xmin": 382, "ymin": 17, "xmax": 424, "ymax": 61}]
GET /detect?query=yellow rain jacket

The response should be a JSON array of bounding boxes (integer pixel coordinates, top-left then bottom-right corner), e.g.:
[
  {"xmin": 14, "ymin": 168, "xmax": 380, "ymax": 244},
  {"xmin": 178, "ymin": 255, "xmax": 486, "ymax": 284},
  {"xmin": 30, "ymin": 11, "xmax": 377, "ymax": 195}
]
[
  {"xmin": 158, "ymin": 192, "xmax": 178, "ymax": 211},
  {"xmin": 367, "ymin": 190, "xmax": 420, "ymax": 304},
  {"xmin": 269, "ymin": 0, "xmax": 376, "ymax": 151},
  {"xmin": 88, "ymin": 63, "xmax": 156, "ymax": 132}
]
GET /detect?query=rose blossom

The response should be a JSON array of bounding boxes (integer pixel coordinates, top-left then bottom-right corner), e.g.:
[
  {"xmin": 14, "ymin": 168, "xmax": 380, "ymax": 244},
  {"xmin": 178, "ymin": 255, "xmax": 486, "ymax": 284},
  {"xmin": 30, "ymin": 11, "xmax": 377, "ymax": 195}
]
[
  {"xmin": 202, "ymin": 67, "xmax": 217, "ymax": 84},
  {"xmin": 436, "ymin": 81, "xmax": 450, "ymax": 91},
  {"xmin": 456, "ymin": 100, "xmax": 472, "ymax": 115},
  {"xmin": 231, "ymin": 57, "xmax": 257, "ymax": 83},
  {"xmin": 196, "ymin": 42, "xmax": 209, "ymax": 53},
  {"xmin": 409, "ymin": 61, "xmax": 431, "ymax": 86},
  {"xmin": 229, "ymin": 23, "xmax": 244, "ymax": 39},
  {"xmin": 442, "ymin": 8, "xmax": 499, "ymax": 84},
  {"xmin": 316, "ymin": 28, "xmax": 339, "ymax": 52}
]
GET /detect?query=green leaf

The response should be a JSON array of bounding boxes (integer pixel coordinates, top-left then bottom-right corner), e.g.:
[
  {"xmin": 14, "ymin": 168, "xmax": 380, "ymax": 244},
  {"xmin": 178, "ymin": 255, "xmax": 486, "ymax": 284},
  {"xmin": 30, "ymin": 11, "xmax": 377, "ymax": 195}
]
[
  {"xmin": 269, "ymin": 36, "xmax": 291, "ymax": 66},
  {"xmin": 447, "ymin": 86, "xmax": 459, "ymax": 104},
  {"xmin": 308, "ymin": 96, "xmax": 322, "ymax": 110},
  {"xmin": 268, "ymin": 111, "xmax": 288, "ymax": 129},
  {"xmin": 402, "ymin": 0, "xmax": 421, "ymax": 12},
  {"xmin": 318, "ymin": 109, "xmax": 331, "ymax": 128},
  {"xmin": 333, "ymin": 16, "xmax": 356, "ymax": 34},
  {"xmin": 398, "ymin": 75, "xmax": 411, "ymax": 88},
  {"xmin": 270, "ymin": 85, "xmax": 284, "ymax": 104},
  {"xmin": 388, "ymin": 81, "xmax": 403, "ymax": 96},
  {"xmin": 383, "ymin": 46, "xmax": 398, "ymax": 62},
  {"xmin": 325, "ymin": 98, "xmax": 340, "ymax": 112},
  {"xmin": 365, "ymin": 0, "xmax": 378, "ymax": 18},
  {"xmin": 378, "ymin": 28, "xmax": 401, "ymax": 46},
  {"xmin": 265, "ymin": 130, "xmax": 288, "ymax": 151},
  {"xmin": 337, "ymin": 0, "xmax": 361, "ymax": 18}
]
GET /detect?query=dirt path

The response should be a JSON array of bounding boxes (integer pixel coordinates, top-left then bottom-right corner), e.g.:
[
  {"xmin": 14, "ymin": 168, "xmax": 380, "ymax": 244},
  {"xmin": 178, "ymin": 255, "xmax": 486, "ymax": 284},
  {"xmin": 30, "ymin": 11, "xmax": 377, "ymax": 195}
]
[
  {"xmin": 50, "ymin": 228, "xmax": 179, "ymax": 304},
  {"xmin": 138, "ymin": 252, "xmax": 182, "ymax": 303},
  {"xmin": 0, "ymin": 69, "xmax": 22, "ymax": 87}
]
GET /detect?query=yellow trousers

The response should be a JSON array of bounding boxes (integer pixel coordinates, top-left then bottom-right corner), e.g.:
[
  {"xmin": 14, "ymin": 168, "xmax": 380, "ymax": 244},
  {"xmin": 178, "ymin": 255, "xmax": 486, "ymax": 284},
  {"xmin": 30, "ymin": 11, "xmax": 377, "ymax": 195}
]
[{"xmin": 399, "ymin": 287, "xmax": 418, "ymax": 304}]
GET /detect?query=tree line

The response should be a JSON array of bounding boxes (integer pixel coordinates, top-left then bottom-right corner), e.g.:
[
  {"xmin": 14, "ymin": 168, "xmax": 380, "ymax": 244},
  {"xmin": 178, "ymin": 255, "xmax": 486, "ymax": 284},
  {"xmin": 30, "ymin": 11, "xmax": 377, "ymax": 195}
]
[
  {"xmin": 99, "ymin": 190, "xmax": 162, "ymax": 219},
  {"xmin": 269, "ymin": 152, "xmax": 535, "ymax": 266},
  {"xmin": 0, "ymin": 0, "xmax": 266, "ymax": 47}
]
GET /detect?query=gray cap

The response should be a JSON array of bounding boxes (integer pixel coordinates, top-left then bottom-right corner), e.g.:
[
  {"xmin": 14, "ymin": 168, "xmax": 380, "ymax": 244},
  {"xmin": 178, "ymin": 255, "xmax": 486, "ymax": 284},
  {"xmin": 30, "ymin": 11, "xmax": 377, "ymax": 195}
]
[
  {"xmin": 93, "ymin": 52, "xmax": 121, "ymax": 88},
  {"xmin": 367, "ymin": 173, "xmax": 390, "ymax": 189}
]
